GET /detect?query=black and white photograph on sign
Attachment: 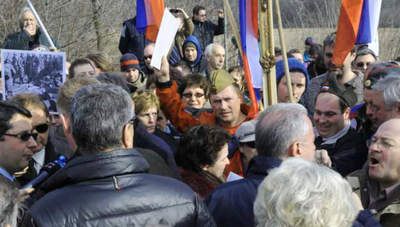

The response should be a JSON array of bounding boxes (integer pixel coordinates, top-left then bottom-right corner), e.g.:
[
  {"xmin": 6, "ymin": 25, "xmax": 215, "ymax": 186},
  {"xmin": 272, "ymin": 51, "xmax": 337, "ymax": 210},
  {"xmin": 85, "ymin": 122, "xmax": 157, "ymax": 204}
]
[{"xmin": 1, "ymin": 49, "xmax": 66, "ymax": 113}]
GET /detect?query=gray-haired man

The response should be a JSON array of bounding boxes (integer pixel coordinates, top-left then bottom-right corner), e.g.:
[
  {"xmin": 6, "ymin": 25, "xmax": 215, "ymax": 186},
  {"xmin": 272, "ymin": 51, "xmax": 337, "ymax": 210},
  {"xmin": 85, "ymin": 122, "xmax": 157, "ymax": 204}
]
[
  {"xmin": 26, "ymin": 84, "xmax": 214, "ymax": 226},
  {"xmin": 207, "ymin": 103, "xmax": 328, "ymax": 227},
  {"xmin": 366, "ymin": 74, "xmax": 400, "ymax": 131}
]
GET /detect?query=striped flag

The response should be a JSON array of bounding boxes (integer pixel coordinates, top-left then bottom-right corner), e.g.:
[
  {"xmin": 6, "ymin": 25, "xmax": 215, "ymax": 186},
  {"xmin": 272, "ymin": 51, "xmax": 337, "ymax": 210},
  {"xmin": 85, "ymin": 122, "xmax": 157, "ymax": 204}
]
[
  {"xmin": 239, "ymin": 0, "xmax": 261, "ymax": 111},
  {"xmin": 333, "ymin": 0, "xmax": 382, "ymax": 66},
  {"xmin": 136, "ymin": 0, "xmax": 164, "ymax": 42},
  {"xmin": 356, "ymin": 0, "xmax": 382, "ymax": 55}
]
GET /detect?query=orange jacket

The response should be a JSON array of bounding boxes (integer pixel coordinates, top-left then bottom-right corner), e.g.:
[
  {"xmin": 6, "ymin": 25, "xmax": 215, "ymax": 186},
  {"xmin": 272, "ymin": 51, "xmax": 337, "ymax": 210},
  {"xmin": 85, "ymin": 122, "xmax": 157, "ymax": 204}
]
[{"xmin": 157, "ymin": 81, "xmax": 257, "ymax": 176}]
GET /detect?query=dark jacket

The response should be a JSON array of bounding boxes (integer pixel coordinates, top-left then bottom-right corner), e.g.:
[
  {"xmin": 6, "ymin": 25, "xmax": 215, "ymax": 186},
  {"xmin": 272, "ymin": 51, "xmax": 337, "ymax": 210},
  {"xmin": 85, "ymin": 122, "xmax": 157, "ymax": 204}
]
[
  {"xmin": 315, "ymin": 127, "xmax": 368, "ymax": 176},
  {"xmin": 348, "ymin": 166, "xmax": 400, "ymax": 227},
  {"xmin": 192, "ymin": 18, "xmax": 224, "ymax": 50},
  {"xmin": 206, "ymin": 156, "xmax": 282, "ymax": 227},
  {"xmin": 24, "ymin": 149, "xmax": 215, "ymax": 227},
  {"xmin": 134, "ymin": 122, "xmax": 179, "ymax": 175},
  {"xmin": 118, "ymin": 17, "xmax": 147, "ymax": 62},
  {"xmin": 136, "ymin": 147, "xmax": 179, "ymax": 179},
  {"xmin": 2, "ymin": 29, "xmax": 57, "ymax": 50},
  {"xmin": 154, "ymin": 128, "xmax": 179, "ymax": 154}
]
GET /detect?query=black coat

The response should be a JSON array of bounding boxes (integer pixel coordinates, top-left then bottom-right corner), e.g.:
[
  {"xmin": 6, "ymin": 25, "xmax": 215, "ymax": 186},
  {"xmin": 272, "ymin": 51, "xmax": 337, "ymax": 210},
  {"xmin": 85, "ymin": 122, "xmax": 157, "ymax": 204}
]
[
  {"xmin": 192, "ymin": 18, "xmax": 224, "ymax": 50},
  {"xmin": 2, "ymin": 29, "xmax": 57, "ymax": 50},
  {"xmin": 25, "ymin": 149, "xmax": 215, "ymax": 227},
  {"xmin": 315, "ymin": 127, "xmax": 368, "ymax": 176},
  {"xmin": 118, "ymin": 17, "xmax": 146, "ymax": 62}
]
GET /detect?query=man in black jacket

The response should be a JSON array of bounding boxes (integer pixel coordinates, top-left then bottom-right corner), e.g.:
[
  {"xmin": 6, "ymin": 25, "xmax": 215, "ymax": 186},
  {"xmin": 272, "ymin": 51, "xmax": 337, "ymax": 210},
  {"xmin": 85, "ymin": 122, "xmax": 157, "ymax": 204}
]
[
  {"xmin": 25, "ymin": 84, "xmax": 214, "ymax": 226},
  {"xmin": 2, "ymin": 7, "xmax": 57, "ymax": 51},
  {"xmin": 192, "ymin": 5, "xmax": 224, "ymax": 51},
  {"xmin": 314, "ymin": 76, "xmax": 367, "ymax": 176}
]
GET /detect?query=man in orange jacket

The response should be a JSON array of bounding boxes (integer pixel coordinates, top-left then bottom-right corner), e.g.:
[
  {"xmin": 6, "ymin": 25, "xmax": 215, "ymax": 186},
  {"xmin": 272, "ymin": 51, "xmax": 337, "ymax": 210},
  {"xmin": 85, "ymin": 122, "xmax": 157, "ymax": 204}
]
[{"xmin": 156, "ymin": 57, "xmax": 257, "ymax": 176}]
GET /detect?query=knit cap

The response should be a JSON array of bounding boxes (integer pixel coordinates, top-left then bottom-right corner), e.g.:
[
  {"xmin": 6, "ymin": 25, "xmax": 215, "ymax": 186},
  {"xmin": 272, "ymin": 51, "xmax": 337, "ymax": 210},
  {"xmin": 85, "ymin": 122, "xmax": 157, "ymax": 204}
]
[
  {"xmin": 120, "ymin": 53, "xmax": 140, "ymax": 72},
  {"xmin": 275, "ymin": 58, "xmax": 309, "ymax": 88}
]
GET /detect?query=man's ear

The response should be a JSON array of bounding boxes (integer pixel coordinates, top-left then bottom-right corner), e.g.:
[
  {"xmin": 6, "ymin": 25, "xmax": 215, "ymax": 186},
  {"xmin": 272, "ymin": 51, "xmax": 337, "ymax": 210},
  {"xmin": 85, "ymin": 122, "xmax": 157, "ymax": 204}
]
[
  {"xmin": 394, "ymin": 103, "xmax": 400, "ymax": 117},
  {"xmin": 60, "ymin": 114, "xmax": 71, "ymax": 135},
  {"xmin": 287, "ymin": 141, "xmax": 301, "ymax": 157},
  {"xmin": 343, "ymin": 107, "xmax": 351, "ymax": 120},
  {"xmin": 60, "ymin": 114, "xmax": 77, "ymax": 151},
  {"xmin": 122, "ymin": 124, "xmax": 134, "ymax": 149}
]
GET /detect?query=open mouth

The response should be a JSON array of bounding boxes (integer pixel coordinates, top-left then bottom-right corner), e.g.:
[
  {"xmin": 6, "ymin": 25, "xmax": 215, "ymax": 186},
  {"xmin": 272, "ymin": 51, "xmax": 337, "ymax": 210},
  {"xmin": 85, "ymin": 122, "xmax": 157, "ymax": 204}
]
[{"xmin": 369, "ymin": 157, "xmax": 380, "ymax": 166}]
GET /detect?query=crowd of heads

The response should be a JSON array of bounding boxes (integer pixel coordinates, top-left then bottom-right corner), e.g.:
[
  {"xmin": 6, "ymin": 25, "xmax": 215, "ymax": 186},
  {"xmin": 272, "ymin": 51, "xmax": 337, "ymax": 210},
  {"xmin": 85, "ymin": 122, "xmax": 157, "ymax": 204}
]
[{"xmin": 1, "ymin": 4, "xmax": 400, "ymax": 227}]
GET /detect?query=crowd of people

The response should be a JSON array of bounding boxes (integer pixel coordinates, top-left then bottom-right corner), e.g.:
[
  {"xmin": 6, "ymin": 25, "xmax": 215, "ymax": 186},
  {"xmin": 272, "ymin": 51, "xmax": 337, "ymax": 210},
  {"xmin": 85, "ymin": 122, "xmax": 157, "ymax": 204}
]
[{"xmin": 1, "ymin": 3, "xmax": 400, "ymax": 227}]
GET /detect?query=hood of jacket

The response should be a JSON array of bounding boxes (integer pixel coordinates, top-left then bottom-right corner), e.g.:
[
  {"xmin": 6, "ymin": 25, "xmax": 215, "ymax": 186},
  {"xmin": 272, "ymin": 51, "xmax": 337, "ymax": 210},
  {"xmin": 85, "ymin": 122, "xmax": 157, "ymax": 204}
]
[{"xmin": 182, "ymin": 35, "xmax": 203, "ymax": 66}]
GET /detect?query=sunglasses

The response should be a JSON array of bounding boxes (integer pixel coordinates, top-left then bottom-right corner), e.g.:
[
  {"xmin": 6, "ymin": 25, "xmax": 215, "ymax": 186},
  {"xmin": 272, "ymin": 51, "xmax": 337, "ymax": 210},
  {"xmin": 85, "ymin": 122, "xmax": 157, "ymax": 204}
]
[
  {"xmin": 240, "ymin": 141, "xmax": 256, "ymax": 148},
  {"xmin": 34, "ymin": 123, "xmax": 49, "ymax": 133},
  {"xmin": 182, "ymin": 92, "xmax": 205, "ymax": 98},
  {"xmin": 144, "ymin": 55, "xmax": 152, "ymax": 60},
  {"xmin": 3, "ymin": 131, "xmax": 38, "ymax": 142}
]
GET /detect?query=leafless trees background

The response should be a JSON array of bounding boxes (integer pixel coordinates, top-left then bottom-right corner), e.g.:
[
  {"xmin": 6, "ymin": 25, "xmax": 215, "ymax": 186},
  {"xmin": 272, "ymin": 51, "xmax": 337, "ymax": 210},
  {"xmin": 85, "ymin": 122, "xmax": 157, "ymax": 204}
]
[{"xmin": 1, "ymin": 0, "xmax": 399, "ymax": 66}]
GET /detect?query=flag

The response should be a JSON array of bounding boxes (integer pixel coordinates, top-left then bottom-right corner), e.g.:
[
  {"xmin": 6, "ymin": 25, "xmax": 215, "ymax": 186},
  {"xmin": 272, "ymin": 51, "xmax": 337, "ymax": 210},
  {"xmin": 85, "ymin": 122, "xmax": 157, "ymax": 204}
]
[
  {"xmin": 333, "ymin": 0, "xmax": 382, "ymax": 66},
  {"xmin": 356, "ymin": 0, "xmax": 382, "ymax": 56},
  {"xmin": 136, "ymin": 0, "xmax": 164, "ymax": 42},
  {"xmin": 239, "ymin": 0, "xmax": 261, "ymax": 111}
]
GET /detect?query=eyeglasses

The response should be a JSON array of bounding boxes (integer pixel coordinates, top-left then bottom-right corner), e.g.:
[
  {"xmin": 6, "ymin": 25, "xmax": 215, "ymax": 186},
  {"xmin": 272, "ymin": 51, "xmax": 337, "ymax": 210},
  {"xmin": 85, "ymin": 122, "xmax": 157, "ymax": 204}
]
[
  {"xmin": 34, "ymin": 123, "xmax": 49, "ymax": 133},
  {"xmin": 240, "ymin": 141, "xmax": 256, "ymax": 148},
  {"xmin": 144, "ymin": 55, "xmax": 152, "ymax": 60},
  {"xmin": 3, "ymin": 131, "xmax": 38, "ymax": 142},
  {"xmin": 182, "ymin": 92, "xmax": 205, "ymax": 98},
  {"xmin": 356, "ymin": 62, "xmax": 371, "ymax": 68}
]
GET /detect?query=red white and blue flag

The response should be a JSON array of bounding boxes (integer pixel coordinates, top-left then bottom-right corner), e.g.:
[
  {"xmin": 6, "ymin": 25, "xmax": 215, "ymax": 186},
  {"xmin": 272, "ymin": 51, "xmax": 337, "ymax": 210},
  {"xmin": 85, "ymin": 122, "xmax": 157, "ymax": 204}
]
[
  {"xmin": 239, "ymin": 0, "xmax": 262, "ymax": 111},
  {"xmin": 333, "ymin": 0, "xmax": 382, "ymax": 66},
  {"xmin": 136, "ymin": 0, "xmax": 164, "ymax": 42}
]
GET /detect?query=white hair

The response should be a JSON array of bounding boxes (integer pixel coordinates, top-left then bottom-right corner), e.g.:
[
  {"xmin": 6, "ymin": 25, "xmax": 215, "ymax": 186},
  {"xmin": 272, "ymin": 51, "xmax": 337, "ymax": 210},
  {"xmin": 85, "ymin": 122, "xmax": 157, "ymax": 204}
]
[
  {"xmin": 18, "ymin": 7, "xmax": 35, "ymax": 29},
  {"xmin": 372, "ymin": 74, "xmax": 400, "ymax": 109},
  {"xmin": 204, "ymin": 43, "xmax": 224, "ymax": 58},
  {"xmin": 254, "ymin": 158, "xmax": 358, "ymax": 227}
]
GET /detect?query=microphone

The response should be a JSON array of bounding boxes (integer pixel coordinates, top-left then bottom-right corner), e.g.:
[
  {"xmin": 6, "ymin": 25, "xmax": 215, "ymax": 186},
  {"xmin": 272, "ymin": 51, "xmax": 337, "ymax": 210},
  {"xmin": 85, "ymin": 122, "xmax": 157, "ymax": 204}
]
[{"xmin": 22, "ymin": 155, "xmax": 67, "ymax": 189}]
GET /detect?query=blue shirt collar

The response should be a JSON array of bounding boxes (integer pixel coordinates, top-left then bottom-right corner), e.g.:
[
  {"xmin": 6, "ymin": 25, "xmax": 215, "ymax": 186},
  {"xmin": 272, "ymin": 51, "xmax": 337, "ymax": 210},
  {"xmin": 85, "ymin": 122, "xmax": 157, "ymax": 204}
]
[{"xmin": 0, "ymin": 166, "xmax": 15, "ymax": 182}]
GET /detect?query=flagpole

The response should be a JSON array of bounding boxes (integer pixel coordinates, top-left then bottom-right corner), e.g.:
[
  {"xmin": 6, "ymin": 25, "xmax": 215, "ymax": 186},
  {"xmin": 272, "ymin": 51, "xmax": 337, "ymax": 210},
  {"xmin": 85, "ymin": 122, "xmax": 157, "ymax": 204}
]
[
  {"xmin": 275, "ymin": 0, "xmax": 294, "ymax": 103},
  {"xmin": 223, "ymin": 4, "xmax": 228, "ymax": 67},
  {"xmin": 223, "ymin": 0, "xmax": 258, "ymax": 113},
  {"xmin": 259, "ymin": 0, "xmax": 277, "ymax": 108},
  {"xmin": 223, "ymin": 0, "xmax": 243, "ymax": 58}
]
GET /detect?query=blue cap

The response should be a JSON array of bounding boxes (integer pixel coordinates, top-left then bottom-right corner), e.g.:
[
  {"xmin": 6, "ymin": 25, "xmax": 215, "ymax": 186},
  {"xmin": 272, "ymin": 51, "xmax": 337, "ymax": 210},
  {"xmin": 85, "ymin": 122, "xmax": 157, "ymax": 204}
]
[{"xmin": 275, "ymin": 58, "xmax": 310, "ymax": 89}]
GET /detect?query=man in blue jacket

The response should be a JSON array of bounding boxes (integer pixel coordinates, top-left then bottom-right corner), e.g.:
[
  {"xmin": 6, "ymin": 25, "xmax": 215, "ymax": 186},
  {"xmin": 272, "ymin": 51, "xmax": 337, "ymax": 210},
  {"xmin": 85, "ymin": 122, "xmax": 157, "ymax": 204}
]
[{"xmin": 206, "ymin": 103, "xmax": 317, "ymax": 227}]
